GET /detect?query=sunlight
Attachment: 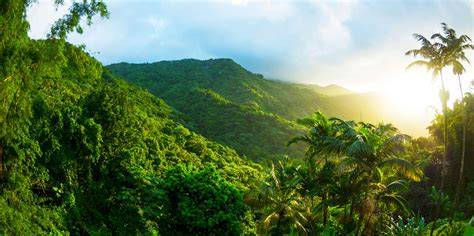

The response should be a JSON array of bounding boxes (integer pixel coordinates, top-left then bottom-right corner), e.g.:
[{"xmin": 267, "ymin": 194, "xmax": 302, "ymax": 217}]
[
  {"xmin": 378, "ymin": 72, "xmax": 441, "ymax": 137},
  {"xmin": 383, "ymin": 64, "xmax": 474, "ymax": 114},
  {"xmin": 383, "ymin": 78, "xmax": 440, "ymax": 115}
]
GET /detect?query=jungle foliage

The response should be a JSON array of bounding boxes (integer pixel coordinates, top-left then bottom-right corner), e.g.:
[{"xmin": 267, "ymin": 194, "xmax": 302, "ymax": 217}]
[{"xmin": 1, "ymin": 1, "xmax": 473, "ymax": 235}]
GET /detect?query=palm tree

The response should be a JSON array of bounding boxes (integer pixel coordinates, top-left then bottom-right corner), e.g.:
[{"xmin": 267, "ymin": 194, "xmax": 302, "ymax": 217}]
[
  {"xmin": 288, "ymin": 111, "xmax": 350, "ymax": 227},
  {"xmin": 290, "ymin": 112, "xmax": 420, "ymax": 234},
  {"xmin": 432, "ymin": 23, "xmax": 474, "ymax": 206},
  {"xmin": 340, "ymin": 122, "xmax": 419, "ymax": 235},
  {"xmin": 247, "ymin": 158, "xmax": 308, "ymax": 235},
  {"xmin": 406, "ymin": 33, "xmax": 450, "ymax": 192},
  {"xmin": 363, "ymin": 170, "xmax": 412, "ymax": 235},
  {"xmin": 290, "ymin": 112, "xmax": 356, "ymax": 231}
]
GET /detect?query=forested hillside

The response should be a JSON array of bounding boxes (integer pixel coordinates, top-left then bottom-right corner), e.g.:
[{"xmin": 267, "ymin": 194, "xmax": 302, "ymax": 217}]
[
  {"xmin": 1, "ymin": 39, "xmax": 262, "ymax": 234},
  {"xmin": 2, "ymin": 1, "xmax": 474, "ymax": 235},
  {"xmin": 107, "ymin": 59, "xmax": 427, "ymax": 162},
  {"xmin": 0, "ymin": 2, "xmax": 261, "ymax": 233},
  {"xmin": 292, "ymin": 83, "xmax": 354, "ymax": 96},
  {"xmin": 108, "ymin": 59, "xmax": 337, "ymax": 161},
  {"xmin": 108, "ymin": 59, "xmax": 333, "ymax": 120}
]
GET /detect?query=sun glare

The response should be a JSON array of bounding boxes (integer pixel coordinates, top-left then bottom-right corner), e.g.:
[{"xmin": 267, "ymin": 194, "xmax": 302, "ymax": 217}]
[
  {"xmin": 384, "ymin": 79, "xmax": 440, "ymax": 115},
  {"xmin": 379, "ymin": 76, "xmax": 441, "ymax": 136}
]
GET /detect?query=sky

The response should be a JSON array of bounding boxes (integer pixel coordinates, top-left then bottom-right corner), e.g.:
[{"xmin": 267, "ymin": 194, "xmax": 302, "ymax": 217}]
[{"xmin": 27, "ymin": 0, "xmax": 473, "ymax": 100}]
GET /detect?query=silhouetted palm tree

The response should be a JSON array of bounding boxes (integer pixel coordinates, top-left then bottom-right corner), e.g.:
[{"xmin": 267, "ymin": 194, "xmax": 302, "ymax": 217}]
[
  {"xmin": 406, "ymin": 33, "xmax": 450, "ymax": 192},
  {"xmin": 432, "ymin": 23, "xmax": 474, "ymax": 206}
]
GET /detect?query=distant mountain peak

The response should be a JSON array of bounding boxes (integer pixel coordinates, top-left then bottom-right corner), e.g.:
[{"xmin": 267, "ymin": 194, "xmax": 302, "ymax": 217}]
[{"xmin": 290, "ymin": 83, "xmax": 354, "ymax": 97}]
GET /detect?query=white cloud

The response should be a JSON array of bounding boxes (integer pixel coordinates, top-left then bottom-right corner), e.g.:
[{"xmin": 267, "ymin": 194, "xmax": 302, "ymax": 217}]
[
  {"xmin": 26, "ymin": 0, "xmax": 71, "ymax": 39},
  {"xmin": 312, "ymin": 0, "xmax": 354, "ymax": 49},
  {"xmin": 146, "ymin": 15, "xmax": 167, "ymax": 40}
]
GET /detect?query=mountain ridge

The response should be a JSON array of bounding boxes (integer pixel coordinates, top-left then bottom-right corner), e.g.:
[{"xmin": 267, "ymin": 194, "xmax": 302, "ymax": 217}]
[{"xmin": 108, "ymin": 58, "xmax": 429, "ymax": 149}]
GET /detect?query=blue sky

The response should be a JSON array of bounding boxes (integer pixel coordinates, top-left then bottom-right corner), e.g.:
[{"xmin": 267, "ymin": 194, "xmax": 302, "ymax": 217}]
[{"xmin": 27, "ymin": 0, "xmax": 473, "ymax": 93}]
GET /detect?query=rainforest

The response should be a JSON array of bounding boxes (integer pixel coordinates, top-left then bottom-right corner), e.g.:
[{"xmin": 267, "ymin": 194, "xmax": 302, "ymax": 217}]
[{"xmin": 1, "ymin": 0, "xmax": 474, "ymax": 235}]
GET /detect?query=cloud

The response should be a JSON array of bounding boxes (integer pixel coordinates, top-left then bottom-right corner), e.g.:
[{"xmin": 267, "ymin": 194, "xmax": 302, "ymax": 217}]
[
  {"xmin": 26, "ymin": 0, "xmax": 71, "ymax": 39},
  {"xmin": 26, "ymin": 0, "xmax": 473, "ymax": 95},
  {"xmin": 146, "ymin": 15, "xmax": 167, "ymax": 39}
]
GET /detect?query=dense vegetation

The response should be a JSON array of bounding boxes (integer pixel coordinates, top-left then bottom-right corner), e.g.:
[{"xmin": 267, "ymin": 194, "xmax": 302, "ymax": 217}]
[
  {"xmin": 1, "ymin": 1, "xmax": 261, "ymax": 234},
  {"xmin": 107, "ymin": 58, "xmax": 430, "ymax": 162},
  {"xmin": 107, "ymin": 59, "xmax": 338, "ymax": 161},
  {"xmin": 1, "ymin": 1, "xmax": 473, "ymax": 235}
]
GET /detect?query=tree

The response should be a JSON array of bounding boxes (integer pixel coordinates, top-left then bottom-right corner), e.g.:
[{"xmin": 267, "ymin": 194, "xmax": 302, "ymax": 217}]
[
  {"xmin": 290, "ymin": 112, "xmax": 419, "ymax": 234},
  {"xmin": 0, "ymin": 0, "xmax": 108, "ymax": 183},
  {"xmin": 155, "ymin": 165, "xmax": 248, "ymax": 235},
  {"xmin": 432, "ymin": 23, "xmax": 474, "ymax": 207},
  {"xmin": 288, "ymin": 111, "xmax": 350, "ymax": 228},
  {"xmin": 406, "ymin": 32, "xmax": 449, "ymax": 193},
  {"xmin": 247, "ymin": 158, "xmax": 308, "ymax": 235}
]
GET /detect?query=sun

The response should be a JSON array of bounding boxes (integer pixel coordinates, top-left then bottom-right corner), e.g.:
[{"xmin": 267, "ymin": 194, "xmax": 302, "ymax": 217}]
[
  {"xmin": 383, "ymin": 79, "xmax": 440, "ymax": 115},
  {"xmin": 378, "ymin": 77, "xmax": 441, "ymax": 137}
]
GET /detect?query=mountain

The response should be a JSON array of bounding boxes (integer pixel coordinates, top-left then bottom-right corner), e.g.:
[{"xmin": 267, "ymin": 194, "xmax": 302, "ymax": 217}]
[
  {"xmin": 108, "ymin": 58, "xmax": 429, "ymax": 142},
  {"xmin": 107, "ymin": 59, "xmax": 335, "ymax": 161},
  {"xmin": 107, "ymin": 59, "xmax": 333, "ymax": 120}
]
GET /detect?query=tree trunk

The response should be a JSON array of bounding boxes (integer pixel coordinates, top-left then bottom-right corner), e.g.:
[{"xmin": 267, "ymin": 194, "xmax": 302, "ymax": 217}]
[
  {"xmin": 432, "ymin": 73, "xmax": 448, "ymax": 236},
  {"xmin": 454, "ymin": 75, "xmax": 466, "ymax": 208},
  {"xmin": 439, "ymin": 72, "xmax": 448, "ymax": 192}
]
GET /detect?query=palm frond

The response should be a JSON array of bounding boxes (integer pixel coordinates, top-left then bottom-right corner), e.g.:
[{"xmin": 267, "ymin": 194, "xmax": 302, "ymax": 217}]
[
  {"xmin": 386, "ymin": 180, "xmax": 408, "ymax": 192},
  {"xmin": 431, "ymin": 33, "xmax": 448, "ymax": 43},
  {"xmin": 347, "ymin": 140, "xmax": 373, "ymax": 160},
  {"xmin": 270, "ymin": 162, "xmax": 280, "ymax": 188},
  {"xmin": 450, "ymin": 60, "xmax": 466, "ymax": 75},
  {"xmin": 263, "ymin": 212, "xmax": 279, "ymax": 229},
  {"xmin": 380, "ymin": 157, "xmax": 422, "ymax": 181},
  {"xmin": 287, "ymin": 135, "xmax": 311, "ymax": 147},
  {"xmin": 412, "ymin": 33, "xmax": 432, "ymax": 48},
  {"xmin": 379, "ymin": 194, "xmax": 412, "ymax": 216},
  {"xmin": 378, "ymin": 133, "xmax": 411, "ymax": 157},
  {"xmin": 406, "ymin": 60, "xmax": 430, "ymax": 70}
]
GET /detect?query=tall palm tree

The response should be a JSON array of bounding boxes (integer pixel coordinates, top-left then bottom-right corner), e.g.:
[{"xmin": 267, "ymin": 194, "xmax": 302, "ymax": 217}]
[
  {"xmin": 406, "ymin": 33, "xmax": 450, "ymax": 192},
  {"xmin": 432, "ymin": 23, "xmax": 474, "ymax": 206}
]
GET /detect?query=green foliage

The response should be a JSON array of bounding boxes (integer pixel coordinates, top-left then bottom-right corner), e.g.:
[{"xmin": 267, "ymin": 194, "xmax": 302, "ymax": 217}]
[
  {"xmin": 390, "ymin": 216, "xmax": 427, "ymax": 236},
  {"xmin": 247, "ymin": 157, "xmax": 309, "ymax": 235},
  {"xmin": 49, "ymin": 0, "xmax": 109, "ymax": 39},
  {"xmin": 1, "ymin": 10, "xmax": 262, "ymax": 233},
  {"xmin": 248, "ymin": 112, "xmax": 422, "ymax": 235},
  {"xmin": 106, "ymin": 59, "xmax": 337, "ymax": 161},
  {"xmin": 1, "ymin": 5, "xmax": 472, "ymax": 235},
  {"xmin": 429, "ymin": 93, "xmax": 474, "ymax": 201},
  {"xmin": 155, "ymin": 165, "xmax": 249, "ymax": 235},
  {"xmin": 460, "ymin": 181, "xmax": 474, "ymax": 216},
  {"xmin": 465, "ymin": 217, "xmax": 474, "ymax": 236}
]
